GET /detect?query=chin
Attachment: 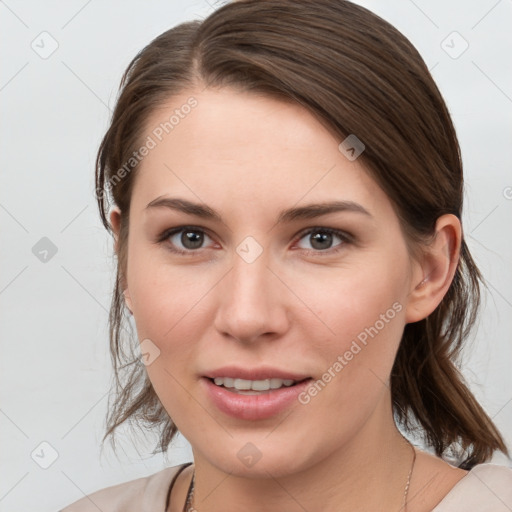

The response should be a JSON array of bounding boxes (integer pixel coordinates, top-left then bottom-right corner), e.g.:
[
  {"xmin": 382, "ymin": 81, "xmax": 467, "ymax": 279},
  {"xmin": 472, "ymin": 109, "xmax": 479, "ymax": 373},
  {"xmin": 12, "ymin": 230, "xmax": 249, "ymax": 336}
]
[{"xmin": 196, "ymin": 439, "xmax": 318, "ymax": 479}]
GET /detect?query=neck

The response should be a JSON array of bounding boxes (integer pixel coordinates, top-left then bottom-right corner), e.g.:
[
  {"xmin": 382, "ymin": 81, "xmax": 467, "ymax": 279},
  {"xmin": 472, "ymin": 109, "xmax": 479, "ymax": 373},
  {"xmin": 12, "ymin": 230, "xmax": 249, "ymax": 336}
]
[{"xmin": 186, "ymin": 399, "xmax": 416, "ymax": 512}]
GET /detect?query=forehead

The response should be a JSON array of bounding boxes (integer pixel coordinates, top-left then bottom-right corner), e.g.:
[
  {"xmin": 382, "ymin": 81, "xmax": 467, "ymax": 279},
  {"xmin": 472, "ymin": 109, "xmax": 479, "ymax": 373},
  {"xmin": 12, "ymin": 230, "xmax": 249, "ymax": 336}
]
[
  {"xmin": 143, "ymin": 87, "xmax": 337, "ymax": 161},
  {"xmin": 130, "ymin": 87, "xmax": 391, "ymax": 221}
]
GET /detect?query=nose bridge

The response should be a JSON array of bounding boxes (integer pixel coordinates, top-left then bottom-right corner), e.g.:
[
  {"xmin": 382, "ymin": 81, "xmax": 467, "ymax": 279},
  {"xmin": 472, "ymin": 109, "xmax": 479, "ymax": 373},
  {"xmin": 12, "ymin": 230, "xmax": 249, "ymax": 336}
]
[{"xmin": 213, "ymin": 242, "xmax": 287, "ymax": 343}]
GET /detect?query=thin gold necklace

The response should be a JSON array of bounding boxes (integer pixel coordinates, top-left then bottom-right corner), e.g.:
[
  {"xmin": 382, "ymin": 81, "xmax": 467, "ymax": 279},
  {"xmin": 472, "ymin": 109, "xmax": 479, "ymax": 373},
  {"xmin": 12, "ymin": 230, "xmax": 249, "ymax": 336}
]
[{"xmin": 183, "ymin": 440, "xmax": 417, "ymax": 512}]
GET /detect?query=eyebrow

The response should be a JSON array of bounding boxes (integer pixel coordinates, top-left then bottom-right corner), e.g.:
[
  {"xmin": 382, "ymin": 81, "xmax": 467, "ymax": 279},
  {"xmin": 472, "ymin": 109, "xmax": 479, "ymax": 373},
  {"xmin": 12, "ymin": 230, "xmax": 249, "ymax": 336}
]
[{"xmin": 145, "ymin": 196, "xmax": 372, "ymax": 224}]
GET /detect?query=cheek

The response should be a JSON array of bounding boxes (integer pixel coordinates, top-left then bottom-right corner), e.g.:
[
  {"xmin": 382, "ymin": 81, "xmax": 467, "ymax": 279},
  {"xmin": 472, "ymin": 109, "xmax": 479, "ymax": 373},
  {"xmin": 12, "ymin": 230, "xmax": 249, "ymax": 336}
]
[
  {"xmin": 294, "ymin": 252, "xmax": 408, "ymax": 399},
  {"xmin": 124, "ymin": 246, "xmax": 219, "ymax": 415},
  {"xmin": 126, "ymin": 241, "xmax": 210, "ymax": 338},
  {"xmin": 295, "ymin": 256, "xmax": 407, "ymax": 347},
  {"xmin": 126, "ymin": 255, "xmax": 207, "ymax": 427}
]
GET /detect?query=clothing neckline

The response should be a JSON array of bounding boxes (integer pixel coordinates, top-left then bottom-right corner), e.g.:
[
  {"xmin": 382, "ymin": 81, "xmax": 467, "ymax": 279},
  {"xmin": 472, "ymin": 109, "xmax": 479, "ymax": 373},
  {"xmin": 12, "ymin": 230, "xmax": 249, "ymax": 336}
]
[
  {"xmin": 164, "ymin": 461, "xmax": 486, "ymax": 511},
  {"xmin": 165, "ymin": 462, "xmax": 193, "ymax": 512}
]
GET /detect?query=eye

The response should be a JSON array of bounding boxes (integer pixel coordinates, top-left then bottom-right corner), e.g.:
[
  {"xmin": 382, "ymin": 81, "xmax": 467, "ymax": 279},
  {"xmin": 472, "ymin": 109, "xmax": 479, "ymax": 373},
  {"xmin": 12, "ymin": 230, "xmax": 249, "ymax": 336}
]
[
  {"xmin": 294, "ymin": 227, "xmax": 351, "ymax": 255},
  {"xmin": 157, "ymin": 225, "xmax": 352, "ymax": 257},
  {"xmin": 157, "ymin": 226, "xmax": 215, "ymax": 255}
]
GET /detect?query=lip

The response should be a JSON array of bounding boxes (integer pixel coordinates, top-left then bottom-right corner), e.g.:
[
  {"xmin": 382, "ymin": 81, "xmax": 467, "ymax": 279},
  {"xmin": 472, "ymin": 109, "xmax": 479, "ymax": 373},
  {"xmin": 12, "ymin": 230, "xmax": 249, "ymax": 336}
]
[
  {"xmin": 203, "ymin": 365, "xmax": 311, "ymax": 381},
  {"xmin": 201, "ymin": 376, "xmax": 313, "ymax": 421}
]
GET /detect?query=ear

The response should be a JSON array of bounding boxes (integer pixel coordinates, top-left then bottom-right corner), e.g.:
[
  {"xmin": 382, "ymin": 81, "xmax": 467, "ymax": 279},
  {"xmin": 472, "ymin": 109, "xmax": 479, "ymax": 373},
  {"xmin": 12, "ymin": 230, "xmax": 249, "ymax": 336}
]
[
  {"xmin": 110, "ymin": 206, "xmax": 122, "ymax": 254},
  {"xmin": 405, "ymin": 214, "xmax": 461, "ymax": 324},
  {"xmin": 109, "ymin": 207, "xmax": 133, "ymax": 314}
]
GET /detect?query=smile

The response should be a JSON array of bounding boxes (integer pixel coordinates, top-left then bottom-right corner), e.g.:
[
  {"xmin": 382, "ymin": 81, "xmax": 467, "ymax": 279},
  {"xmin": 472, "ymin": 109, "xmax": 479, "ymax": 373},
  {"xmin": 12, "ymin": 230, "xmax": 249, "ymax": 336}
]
[
  {"xmin": 202, "ymin": 377, "xmax": 313, "ymax": 420},
  {"xmin": 211, "ymin": 376, "xmax": 300, "ymax": 392}
]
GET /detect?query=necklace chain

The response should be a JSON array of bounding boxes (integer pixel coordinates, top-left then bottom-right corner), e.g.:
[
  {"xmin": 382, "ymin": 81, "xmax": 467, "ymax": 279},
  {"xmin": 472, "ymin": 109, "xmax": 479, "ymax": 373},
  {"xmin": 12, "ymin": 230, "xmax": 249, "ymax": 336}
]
[
  {"xmin": 183, "ymin": 438, "xmax": 416, "ymax": 512},
  {"xmin": 403, "ymin": 439, "xmax": 417, "ymax": 512}
]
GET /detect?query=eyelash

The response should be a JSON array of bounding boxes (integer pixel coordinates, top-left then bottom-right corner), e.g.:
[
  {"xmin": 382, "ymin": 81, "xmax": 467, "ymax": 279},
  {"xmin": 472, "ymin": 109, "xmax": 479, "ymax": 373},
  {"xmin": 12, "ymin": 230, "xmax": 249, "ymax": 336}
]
[{"xmin": 156, "ymin": 225, "xmax": 353, "ymax": 258}]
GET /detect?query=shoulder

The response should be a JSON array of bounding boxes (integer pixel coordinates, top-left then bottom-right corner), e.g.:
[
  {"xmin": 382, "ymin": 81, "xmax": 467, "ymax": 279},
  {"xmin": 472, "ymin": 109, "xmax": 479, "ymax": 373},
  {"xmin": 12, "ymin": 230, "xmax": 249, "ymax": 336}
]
[
  {"xmin": 59, "ymin": 464, "xmax": 187, "ymax": 512},
  {"xmin": 433, "ymin": 463, "xmax": 512, "ymax": 511}
]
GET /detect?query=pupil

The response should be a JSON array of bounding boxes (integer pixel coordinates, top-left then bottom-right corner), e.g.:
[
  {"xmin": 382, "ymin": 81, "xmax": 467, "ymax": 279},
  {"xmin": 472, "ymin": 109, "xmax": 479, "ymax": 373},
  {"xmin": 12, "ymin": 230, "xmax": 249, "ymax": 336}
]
[
  {"xmin": 311, "ymin": 232, "xmax": 332, "ymax": 250},
  {"xmin": 182, "ymin": 231, "xmax": 203, "ymax": 249}
]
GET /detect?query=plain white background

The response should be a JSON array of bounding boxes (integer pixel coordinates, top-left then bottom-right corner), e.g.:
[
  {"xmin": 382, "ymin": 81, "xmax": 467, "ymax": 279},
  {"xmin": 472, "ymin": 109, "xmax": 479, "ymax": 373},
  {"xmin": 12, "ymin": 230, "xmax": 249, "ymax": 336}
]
[{"xmin": 1, "ymin": 1, "xmax": 511, "ymax": 511}]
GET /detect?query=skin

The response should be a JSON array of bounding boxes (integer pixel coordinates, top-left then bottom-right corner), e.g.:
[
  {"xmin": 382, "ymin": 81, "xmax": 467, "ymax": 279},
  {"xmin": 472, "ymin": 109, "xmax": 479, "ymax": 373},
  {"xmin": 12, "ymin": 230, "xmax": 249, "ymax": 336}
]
[{"xmin": 110, "ymin": 87, "xmax": 468, "ymax": 512}]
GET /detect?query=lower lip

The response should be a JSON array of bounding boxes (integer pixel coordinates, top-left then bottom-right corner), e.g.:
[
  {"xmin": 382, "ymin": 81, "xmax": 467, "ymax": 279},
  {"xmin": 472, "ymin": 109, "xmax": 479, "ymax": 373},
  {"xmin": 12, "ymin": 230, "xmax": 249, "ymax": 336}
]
[{"xmin": 201, "ymin": 377, "xmax": 312, "ymax": 421}]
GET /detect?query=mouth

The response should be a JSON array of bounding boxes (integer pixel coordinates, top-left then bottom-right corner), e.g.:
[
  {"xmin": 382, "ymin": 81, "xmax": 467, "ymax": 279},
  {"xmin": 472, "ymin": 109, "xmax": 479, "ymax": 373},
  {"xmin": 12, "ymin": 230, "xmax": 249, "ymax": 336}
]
[
  {"xmin": 201, "ymin": 376, "xmax": 314, "ymax": 420},
  {"xmin": 206, "ymin": 376, "xmax": 312, "ymax": 395}
]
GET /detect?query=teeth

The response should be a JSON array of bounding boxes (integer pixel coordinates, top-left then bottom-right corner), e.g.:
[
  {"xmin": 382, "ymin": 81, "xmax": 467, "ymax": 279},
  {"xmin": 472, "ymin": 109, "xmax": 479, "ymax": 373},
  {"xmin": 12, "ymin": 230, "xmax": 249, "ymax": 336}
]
[{"xmin": 212, "ymin": 377, "xmax": 297, "ymax": 390}]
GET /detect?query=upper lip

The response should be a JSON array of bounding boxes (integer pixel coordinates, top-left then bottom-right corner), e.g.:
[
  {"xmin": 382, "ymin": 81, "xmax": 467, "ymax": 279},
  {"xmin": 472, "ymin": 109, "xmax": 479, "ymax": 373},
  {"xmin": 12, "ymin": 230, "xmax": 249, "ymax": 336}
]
[{"xmin": 203, "ymin": 366, "xmax": 311, "ymax": 381}]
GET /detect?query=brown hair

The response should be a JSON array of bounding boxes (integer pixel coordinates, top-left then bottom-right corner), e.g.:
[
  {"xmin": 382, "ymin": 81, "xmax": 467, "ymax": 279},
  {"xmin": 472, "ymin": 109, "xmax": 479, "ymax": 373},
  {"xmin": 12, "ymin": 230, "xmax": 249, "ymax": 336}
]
[{"xmin": 95, "ymin": 0, "xmax": 509, "ymax": 469}]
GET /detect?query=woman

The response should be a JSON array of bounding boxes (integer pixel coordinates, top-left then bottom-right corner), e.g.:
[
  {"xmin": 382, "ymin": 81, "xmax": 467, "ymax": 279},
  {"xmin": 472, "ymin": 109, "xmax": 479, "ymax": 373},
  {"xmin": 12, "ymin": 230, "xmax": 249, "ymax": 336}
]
[{"xmin": 60, "ymin": 0, "xmax": 512, "ymax": 510}]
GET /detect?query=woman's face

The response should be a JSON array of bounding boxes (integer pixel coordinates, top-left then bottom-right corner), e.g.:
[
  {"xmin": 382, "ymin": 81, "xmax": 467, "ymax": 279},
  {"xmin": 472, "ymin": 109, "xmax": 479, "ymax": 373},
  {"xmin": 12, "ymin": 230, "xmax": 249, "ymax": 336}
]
[{"xmin": 115, "ymin": 87, "xmax": 424, "ymax": 476}]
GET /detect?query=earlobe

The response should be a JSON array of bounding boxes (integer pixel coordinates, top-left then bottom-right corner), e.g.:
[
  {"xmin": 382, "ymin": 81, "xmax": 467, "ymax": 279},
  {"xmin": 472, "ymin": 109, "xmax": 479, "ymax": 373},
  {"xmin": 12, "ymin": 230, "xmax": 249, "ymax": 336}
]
[
  {"xmin": 405, "ymin": 214, "xmax": 461, "ymax": 324},
  {"xmin": 123, "ymin": 288, "xmax": 133, "ymax": 315}
]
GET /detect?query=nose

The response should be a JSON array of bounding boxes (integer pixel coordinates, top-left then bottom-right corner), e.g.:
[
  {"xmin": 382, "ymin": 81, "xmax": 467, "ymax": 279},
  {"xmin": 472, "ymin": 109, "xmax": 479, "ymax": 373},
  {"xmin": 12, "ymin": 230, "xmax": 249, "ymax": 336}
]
[{"xmin": 213, "ymin": 248, "xmax": 290, "ymax": 344}]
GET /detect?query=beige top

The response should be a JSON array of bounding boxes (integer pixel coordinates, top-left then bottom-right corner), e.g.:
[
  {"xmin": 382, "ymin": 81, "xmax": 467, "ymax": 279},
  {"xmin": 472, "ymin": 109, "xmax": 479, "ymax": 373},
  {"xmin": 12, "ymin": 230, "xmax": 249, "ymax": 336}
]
[{"xmin": 60, "ymin": 462, "xmax": 512, "ymax": 512}]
